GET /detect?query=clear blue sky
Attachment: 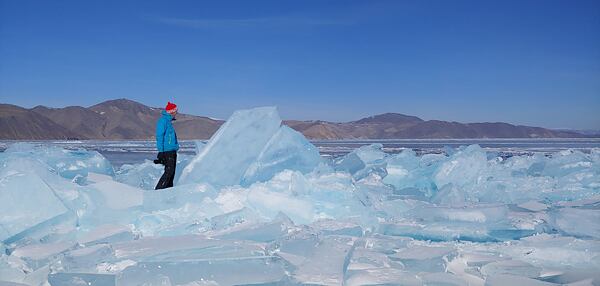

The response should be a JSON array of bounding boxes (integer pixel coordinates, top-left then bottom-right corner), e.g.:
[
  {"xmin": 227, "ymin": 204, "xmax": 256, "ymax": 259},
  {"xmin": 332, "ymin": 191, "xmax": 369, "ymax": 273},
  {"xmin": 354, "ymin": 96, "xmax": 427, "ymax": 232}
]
[{"xmin": 1, "ymin": 0, "xmax": 599, "ymax": 129}]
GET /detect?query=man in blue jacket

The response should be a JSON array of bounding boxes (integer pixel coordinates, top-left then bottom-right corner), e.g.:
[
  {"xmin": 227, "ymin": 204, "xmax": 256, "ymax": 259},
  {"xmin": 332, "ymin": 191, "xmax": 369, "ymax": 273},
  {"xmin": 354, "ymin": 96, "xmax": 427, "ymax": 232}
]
[{"xmin": 155, "ymin": 101, "xmax": 179, "ymax": 189}]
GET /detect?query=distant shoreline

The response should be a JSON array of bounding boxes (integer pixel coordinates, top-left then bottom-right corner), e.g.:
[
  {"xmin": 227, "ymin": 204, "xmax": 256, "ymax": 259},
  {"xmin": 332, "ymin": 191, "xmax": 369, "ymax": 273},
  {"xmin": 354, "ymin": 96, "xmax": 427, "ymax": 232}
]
[{"xmin": 1, "ymin": 99, "xmax": 594, "ymax": 140}]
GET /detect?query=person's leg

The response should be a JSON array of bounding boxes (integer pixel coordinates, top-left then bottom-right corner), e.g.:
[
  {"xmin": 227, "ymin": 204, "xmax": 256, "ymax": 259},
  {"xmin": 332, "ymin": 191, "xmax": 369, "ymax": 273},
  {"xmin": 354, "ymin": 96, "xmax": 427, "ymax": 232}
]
[
  {"xmin": 165, "ymin": 152, "xmax": 177, "ymax": 188},
  {"xmin": 155, "ymin": 152, "xmax": 174, "ymax": 190}
]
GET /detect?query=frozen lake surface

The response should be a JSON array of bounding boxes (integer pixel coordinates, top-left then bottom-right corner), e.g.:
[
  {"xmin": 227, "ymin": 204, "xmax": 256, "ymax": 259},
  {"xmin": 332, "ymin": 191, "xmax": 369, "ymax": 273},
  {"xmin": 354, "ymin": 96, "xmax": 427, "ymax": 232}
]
[
  {"xmin": 2, "ymin": 138, "xmax": 600, "ymax": 167},
  {"xmin": 1, "ymin": 109, "xmax": 599, "ymax": 285}
]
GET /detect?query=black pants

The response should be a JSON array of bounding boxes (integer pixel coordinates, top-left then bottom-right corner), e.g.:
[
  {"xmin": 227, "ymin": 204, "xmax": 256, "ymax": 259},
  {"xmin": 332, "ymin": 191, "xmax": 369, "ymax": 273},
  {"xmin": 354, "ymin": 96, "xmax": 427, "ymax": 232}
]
[{"xmin": 155, "ymin": 151, "xmax": 177, "ymax": 190}]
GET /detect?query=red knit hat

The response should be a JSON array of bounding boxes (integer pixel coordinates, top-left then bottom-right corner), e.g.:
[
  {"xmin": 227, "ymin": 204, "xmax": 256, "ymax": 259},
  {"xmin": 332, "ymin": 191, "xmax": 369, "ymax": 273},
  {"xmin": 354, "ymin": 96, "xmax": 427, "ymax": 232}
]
[{"xmin": 165, "ymin": 102, "xmax": 177, "ymax": 112}]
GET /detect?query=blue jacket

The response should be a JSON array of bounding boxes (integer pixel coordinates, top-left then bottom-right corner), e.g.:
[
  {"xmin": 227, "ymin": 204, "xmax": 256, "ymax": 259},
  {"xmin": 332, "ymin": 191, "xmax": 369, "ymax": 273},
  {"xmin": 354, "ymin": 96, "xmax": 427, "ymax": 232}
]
[{"xmin": 156, "ymin": 110, "xmax": 179, "ymax": 152}]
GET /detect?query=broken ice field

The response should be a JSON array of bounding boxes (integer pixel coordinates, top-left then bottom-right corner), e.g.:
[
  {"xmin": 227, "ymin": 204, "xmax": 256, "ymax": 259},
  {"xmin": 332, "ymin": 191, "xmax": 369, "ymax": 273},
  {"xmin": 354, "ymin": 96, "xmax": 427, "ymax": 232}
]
[{"xmin": 1, "ymin": 106, "xmax": 599, "ymax": 285}]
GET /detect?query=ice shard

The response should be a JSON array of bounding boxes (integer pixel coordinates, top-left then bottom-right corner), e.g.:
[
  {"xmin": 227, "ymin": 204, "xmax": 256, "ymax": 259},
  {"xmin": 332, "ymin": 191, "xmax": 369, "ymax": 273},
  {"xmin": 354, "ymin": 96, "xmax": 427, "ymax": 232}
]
[
  {"xmin": 178, "ymin": 106, "xmax": 282, "ymax": 187},
  {"xmin": 4, "ymin": 143, "xmax": 114, "ymax": 180},
  {"xmin": 433, "ymin": 144, "xmax": 488, "ymax": 189},
  {"xmin": 383, "ymin": 149, "xmax": 440, "ymax": 198},
  {"xmin": 335, "ymin": 143, "xmax": 388, "ymax": 180},
  {"xmin": 0, "ymin": 172, "xmax": 69, "ymax": 243},
  {"xmin": 241, "ymin": 125, "xmax": 323, "ymax": 186}
]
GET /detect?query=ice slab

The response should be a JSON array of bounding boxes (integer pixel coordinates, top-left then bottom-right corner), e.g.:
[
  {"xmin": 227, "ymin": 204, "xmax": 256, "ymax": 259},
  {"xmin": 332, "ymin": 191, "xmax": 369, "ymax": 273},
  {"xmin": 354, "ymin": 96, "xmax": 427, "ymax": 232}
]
[
  {"xmin": 552, "ymin": 208, "xmax": 600, "ymax": 239},
  {"xmin": 0, "ymin": 282, "xmax": 29, "ymax": 286},
  {"xmin": 420, "ymin": 272, "xmax": 469, "ymax": 286},
  {"xmin": 111, "ymin": 235, "xmax": 265, "ymax": 261},
  {"xmin": 390, "ymin": 244, "xmax": 455, "ymax": 272},
  {"xmin": 0, "ymin": 254, "xmax": 28, "ymax": 285},
  {"xmin": 485, "ymin": 274, "xmax": 558, "ymax": 286},
  {"xmin": 242, "ymin": 125, "xmax": 323, "ymax": 186},
  {"xmin": 382, "ymin": 149, "xmax": 441, "ymax": 198},
  {"xmin": 142, "ymin": 183, "xmax": 217, "ymax": 212},
  {"xmin": 11, "ymin": 242, "xmax": 75, "ymax": 260},
  {"xmin": 354, "ymin": 143, "xmax": 387, "ymax": 164},
  {"xmin": 480, "ymin": 259, "xmax": 541, "ymax": 278},
  {"xmin": 433, "ymin": 144, "xmax": 488, "ymax": 189},
  {"xmin": 114, "ymin": 160, "xmax": 163, "ymax": 190},
  {"xmin": 508, "ymin": 234, "xmax": 600, "ymax": 270},
  {"xmin": 86, "ymin": 172, "xmax": 114, "ymax": 184},
  {"xmin": 280, "ymin": 235, "xmax": 356, "ymax": 285},
  {"xmin": 87, "ymin": 180, "xmax": 143, "ymax": 210},
  {"xmin": 75, "ymin": 179, "xmax": 144, "ymax": 229},
  {"xmin": 0, "ymin": 171, "xmax": 69, "ymax": 243},
  {"xmin": 334, "ymin": 152, "xmax": 365, "ymax": 175},
  {"xmin": 11, "ymin": 242, "xmax": 74, "ymax": 267},
  {"xmin": 215, "ymin": 212, "xmax": 294, "ymax": 242},
  {"xmin": 311, "ymin": 219, "xmax": 364, "ymax": 237},
  {"xmin": 4, "ymin": 143, "xmax": 114, "ymax": 180},
  {"xmin": 247, "ymin": 186, "xmax": 315, "ymax": 224},
  {"xmin": 58, "ymin": 244, "xmax": 115, "ymax": 273},
  {"xmin": 48, "ymin": 273, "xmax": 115, "ymax": 286},
  {"xmin": 345, "ymin": 268, "xmax": 422, "ymax": 286},
  {"xmin": 117, "ymin": 257, "xmax": 288, "ymax": 286},
  {"xmin": 517, "ymin": 201, "xmax": 549, "ymax": 212},
  {"xmin": 77, "ymin": 224, "xmax": 134, "ymax": 245},
  {"xmin": 335, "ymin": 143, "xmax": 387, "ymax": 180},
  {"xmin": 108, "ymin": 235, "xmax": 291, "ymax": 284},
  {"xmin": 179, "ymin": 106, "xmax": 282, "ymax": 187}
]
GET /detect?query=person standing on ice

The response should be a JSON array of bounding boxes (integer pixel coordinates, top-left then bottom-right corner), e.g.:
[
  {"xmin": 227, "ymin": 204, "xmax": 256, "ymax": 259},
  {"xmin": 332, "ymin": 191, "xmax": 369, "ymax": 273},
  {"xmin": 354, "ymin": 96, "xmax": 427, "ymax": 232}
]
[{"xmin": 154, "ymin": 101, "xmax": 179, "ymax": 190}]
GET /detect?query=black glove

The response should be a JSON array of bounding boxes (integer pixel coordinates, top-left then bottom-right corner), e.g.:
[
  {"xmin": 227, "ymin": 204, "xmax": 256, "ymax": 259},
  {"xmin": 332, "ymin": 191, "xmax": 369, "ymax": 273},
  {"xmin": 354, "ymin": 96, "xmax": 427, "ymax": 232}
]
[{"xmin": 153, "ymin": 152, "xmax": 165, "ymax": 165}]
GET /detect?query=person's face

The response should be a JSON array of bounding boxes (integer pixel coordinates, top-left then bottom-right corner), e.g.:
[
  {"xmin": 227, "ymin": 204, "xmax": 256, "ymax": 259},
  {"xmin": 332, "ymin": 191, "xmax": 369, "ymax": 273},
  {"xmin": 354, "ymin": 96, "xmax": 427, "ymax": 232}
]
[{"xmin": 169, "ymin": 109, "xmax": 177, "ymax": 117}]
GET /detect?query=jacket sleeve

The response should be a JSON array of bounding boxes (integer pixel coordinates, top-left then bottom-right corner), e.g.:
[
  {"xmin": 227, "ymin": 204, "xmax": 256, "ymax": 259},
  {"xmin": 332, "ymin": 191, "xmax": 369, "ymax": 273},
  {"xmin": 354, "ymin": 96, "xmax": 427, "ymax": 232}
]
[{"xmin": 156, "ymin": 118, "xmax": 166, "ymax": 152}]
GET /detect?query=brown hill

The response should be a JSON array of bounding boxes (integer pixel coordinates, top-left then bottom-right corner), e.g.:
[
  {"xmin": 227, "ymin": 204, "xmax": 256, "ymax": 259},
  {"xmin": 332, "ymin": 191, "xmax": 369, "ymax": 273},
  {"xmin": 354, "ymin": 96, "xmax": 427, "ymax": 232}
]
[
  {"xmin": 31, "ymin": 105, "xmax": 107, "ymax": 139},
  {"xmin": 0, "ymin": 104, "xmax": 81, "ymax": 140},
  {"xmin": 27, "ymin": 99, "xmax": 223, "ymax": 140},
  {"xmin": 0, "ymin": 99, "xmax": 588, "ymax": 140}
]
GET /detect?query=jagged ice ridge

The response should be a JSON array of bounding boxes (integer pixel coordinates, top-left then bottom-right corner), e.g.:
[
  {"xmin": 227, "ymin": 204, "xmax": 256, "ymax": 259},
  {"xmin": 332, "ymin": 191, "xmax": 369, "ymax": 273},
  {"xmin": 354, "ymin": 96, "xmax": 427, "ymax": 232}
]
[{"xmin": 0, "ymin": 107, "xmax": 599, "ymax": 286}]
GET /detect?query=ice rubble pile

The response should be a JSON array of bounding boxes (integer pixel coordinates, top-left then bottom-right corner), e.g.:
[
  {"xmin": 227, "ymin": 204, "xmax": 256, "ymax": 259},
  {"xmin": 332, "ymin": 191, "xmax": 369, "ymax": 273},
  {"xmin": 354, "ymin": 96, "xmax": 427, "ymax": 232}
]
[{"xmin": 1, "ymin": 107, "xmax": 599, "ymax": 286}]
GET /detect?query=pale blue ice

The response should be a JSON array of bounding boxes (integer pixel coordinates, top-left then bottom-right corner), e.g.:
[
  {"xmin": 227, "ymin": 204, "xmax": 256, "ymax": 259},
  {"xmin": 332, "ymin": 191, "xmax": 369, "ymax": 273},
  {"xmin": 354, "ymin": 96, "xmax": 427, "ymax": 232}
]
[{"xmin": 0, "ymin": 107, "xmax": 599, "ymax": 285}]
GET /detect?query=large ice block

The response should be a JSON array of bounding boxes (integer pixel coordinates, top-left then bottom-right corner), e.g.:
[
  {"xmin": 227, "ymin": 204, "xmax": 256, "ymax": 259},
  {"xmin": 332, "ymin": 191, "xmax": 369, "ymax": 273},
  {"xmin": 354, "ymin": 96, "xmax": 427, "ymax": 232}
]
[
  {"xmin": 241, "ymin": 125, "xmax": 323, "ymax": 186},
  {"xmin": 178, "ymin": 106, "xmax": 282, "ymax": 187},
  {"xmin": 76, "ymin": 179, "xmax": 144, "ymax": 228},
  {"xmin": 552, "ymin": 208, "xmax": 600, "ymax": 239},
  {"xmin": 110, "ymin": 235, "xmax": 289, "ymax": 285},
  {"xmin": 247, "ymin": 186, "xmax": 315, "ymax": 224},
  {"xmin": 242, "ymin": 170, "xmax": 370, "ymax": 225},
  {"xmin": 274, "ymin": 234, "xmax": 356, "ymax": 285},
  {"xmin": 335, "ymin": 144, "xmax": 388, "ymax": 180},
  {"xmin": 0, "ymin": 171, "xmax": 69, "ymax": 243},
  {"xmin": 114, "ymin": 160, "xmax": 163, "ymax": 190},
  {"xmin": 4, "ymin": 143, "xmax": 114, "ymax": 180},
  {"xmin": 0, "ymin": 154, "xmax": 82, "ymax": 207},
  {"xmin": 433, "ymin": 144, "xmax": 488, "ymax": 189},
  {"xmin": 383, "ymin": 149, "xmax": 442, "ymax": 198},
  {"xmin": 88, "ymin": 180, "xmax": 143, "ymax": 210}
]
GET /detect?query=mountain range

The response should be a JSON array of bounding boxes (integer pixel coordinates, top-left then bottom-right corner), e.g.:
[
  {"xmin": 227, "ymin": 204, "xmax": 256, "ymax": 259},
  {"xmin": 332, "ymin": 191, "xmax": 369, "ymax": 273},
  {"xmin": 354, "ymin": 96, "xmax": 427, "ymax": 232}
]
[{"xmin": 0, "ymin": 99, "xmax": 588, "ymax": 140}]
